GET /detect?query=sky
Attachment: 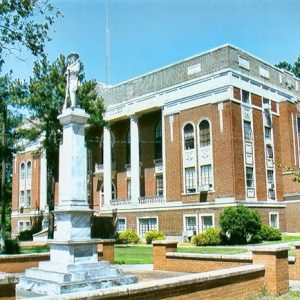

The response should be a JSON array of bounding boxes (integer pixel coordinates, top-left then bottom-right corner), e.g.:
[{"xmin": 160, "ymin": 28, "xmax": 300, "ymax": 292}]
[{"xmin": 2, "ymin": 0, "xmax": 300, "ymax": 85}]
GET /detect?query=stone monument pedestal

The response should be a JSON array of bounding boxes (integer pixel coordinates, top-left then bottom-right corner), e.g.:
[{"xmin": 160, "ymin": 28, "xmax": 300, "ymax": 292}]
[{"xmin": 17, "ymin": 108, "xmax": 137, "ymax": 295}]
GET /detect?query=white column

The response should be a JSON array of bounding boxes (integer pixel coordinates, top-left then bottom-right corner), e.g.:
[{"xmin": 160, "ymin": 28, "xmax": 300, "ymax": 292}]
[
  {"xmin": 130, "ymin": 115, "xmax": 140, "ymax": 203},
  {"xmin": 161, "ymin": 110, "xmax": 166, "ymax": 200},
  {"xmin": 103, "ymin": 125, "xmax": 112, "ymax": 206},
  {"xmin": 39, "ymin": 150, "xmax": 47, "ymax": 210}
]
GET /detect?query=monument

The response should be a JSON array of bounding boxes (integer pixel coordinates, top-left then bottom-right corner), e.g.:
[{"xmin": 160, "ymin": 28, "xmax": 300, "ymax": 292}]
[{"xmin": 17, "ymin": 53, "xmax": 137, "ymax": 295}]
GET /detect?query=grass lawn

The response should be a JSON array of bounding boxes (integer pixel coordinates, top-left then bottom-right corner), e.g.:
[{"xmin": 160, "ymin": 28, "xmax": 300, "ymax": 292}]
[
  {"xmin": 251, "ymin": 291, "xmax": 300, "ymax": 300},
  {"xmin": 114, "ymin": 245, "xmax": 248, "ymax": 264},
  {"xmin": 20, "ymin": 246, "xmax": 49, "ymax": 254}
]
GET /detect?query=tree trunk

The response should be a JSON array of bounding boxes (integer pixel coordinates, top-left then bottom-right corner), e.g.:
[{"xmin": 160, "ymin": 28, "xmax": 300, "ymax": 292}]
[{"xmin": 0, "ymin": 106, "xmax": 7, "ymax": 248}]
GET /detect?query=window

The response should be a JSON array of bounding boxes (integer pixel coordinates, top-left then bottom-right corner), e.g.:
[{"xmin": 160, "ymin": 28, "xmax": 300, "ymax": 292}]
[
  {"xmin": 200, "ymin": 165, "xmax": 212, "ymax": 187},
  {"xmin": 156, "ymin": 175, "xmax": 163, "ymax": 196},
  {"xmin": 199, "ymin": 120, "xmax": 210, "ymax": 147},
  {"xmin": 18, "ymin": 222, "xmax": 24, "ymax": 233},
  {"xmin": 297, "ymin": 117, "xmax": 300, "ymax": 135},
  {"xmin": 266, "ymin": 145, "xmax": 273, "ymax": 159},
  {"xmin": 246, "ymin": 167, "xmax": 254, "ymax": 188},
  {"xmin": 183, "ymin": 123, "xmax": 194, "ymax": 150},
  {"xmin": 242, "ymin": 90, "xmax": 250, "ymax": 103},
  {"xmin": 126, "ymin": 130, "xmax": 131, "ymax": 164},
  {"xmin": 26, "ymin": 190, "xmax": 31, "ymax": 207},
  {"xmin": 259, "ymin": 66, "xmax": 270, "ymax": 79},
  {"xmin": 238, "ymin": 57, "xmax": 250, "ymax": 70},
  {"xmin": 154, "ymin": 120, "xmax": 162, "ymax": 160},
  {"xmin": 20, "ymin": 163, "xmax": 25, "ymax": 180},
  {"xmin": 20, "ymin": 191, "xmax": 25, "ymax": 206},
  {"xmin": 185, "ymin": 167, "xmax": 196, "ymax": 193},
  {"xmin": 185, "ymin": 216, "xmax": 197, "ymax": 232},
  {"xmin": 117, "ymin": 218, "xmax": 126, "ymax": 232},
  {"xmin": 200, "ymin": 215, "xmax": 214, "ymax": 232},
  {"xmin": 243, "ymin": 121, "xmax": 252, "ymax": 140},
  {"xmin": 100, "ymin": 183, "xmax": 116, "ymax": 205},
  {"xmin": 269, "ymin": 213, "xmax": 279, "ymax": 229},
  {"xmin": 265, "ymin": 127, "xmax": 272, "ymax": 140},
  {"xmin": 18, "ymin": 221, "xmax": 30, "ymax": 233},
  {"xmin": 263, "ymin": 98, "xmax": 270, "ymax": 105},
  {"xmin": 267, "ymin": 170, "xmax": 274, "ymax": 185},
  {"xmin": 26, "ymin": 161, "xmax": 32, "ymax": 181},
  {"xmin": 139, "ymin": 217, "xmax": 158, "ymax": 235},
  {"xmin": 264, "ymin": 111, "xmax": 272, "ymax": 127},
  {"xmin": 127, "ymin": 179, "xmax": 131, "ymax": 199}
]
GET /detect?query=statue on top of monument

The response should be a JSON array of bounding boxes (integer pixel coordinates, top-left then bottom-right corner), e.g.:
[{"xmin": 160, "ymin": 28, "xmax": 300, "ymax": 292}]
[{"xmin": 63, "ymin": 52, "xmax": 81, "ymax": 110}]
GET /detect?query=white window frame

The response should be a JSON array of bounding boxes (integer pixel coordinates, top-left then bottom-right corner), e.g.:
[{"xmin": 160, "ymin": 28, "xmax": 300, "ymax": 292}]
[
  {"xmin": 182, "ymin": 122, "xmax": 195, "ymax": 151},
  {"xmin": 197, "ymin": 118, "xmax": 214, "ymax": 192},
  {"xmin": 18, "ymin": 220, "xmax": 30, "ymax": 233},
  {"xmin": 259, "ymin": 65, "xmax": 270, "ymax": 79},
  {"xmin": 100, "ymin": 182, "xmax": 116, "ymax": 206},
  {"xmin": 199, "ymin": 213, "xmax": 215, "ymax": 233},
  {"xmin": 116, "ymin": 217, "xmax": 127, "ymax": 233},
  {"xmin": 269, "ymin": 212, "xmax": 279, "ymax": 229},
  {"xmin": 183, "ymin": 214, "xmax": 198, "ymax": 235},
  {"xmin": 137, "ymin": 216, "xmax": 158, "ymax": 236},
  {"xmin": 184, "ymin": 167, "xmax": 197, "ymax": 194}
]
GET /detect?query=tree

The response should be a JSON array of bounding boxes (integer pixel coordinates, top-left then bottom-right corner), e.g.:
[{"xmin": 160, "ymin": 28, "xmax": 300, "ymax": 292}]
[
  {"xmin": 18, "ymin": 55, "xmax": 104, "ymax": 238},
  {"xmin": 276, "ymin": 57, "xmax": 300, "ymax": 78},
  {"xmin": 0, "ymin": 74, "xmax": 24, "ymax": 247},
  {"xmin": 0, "ymin": 0, "xmax": 60, "ymax": 69}
]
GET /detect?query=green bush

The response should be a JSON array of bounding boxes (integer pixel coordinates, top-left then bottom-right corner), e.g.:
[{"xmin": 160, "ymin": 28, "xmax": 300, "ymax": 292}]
[
  {"xmin": 144, "ymin": 230, "xmax": 165, "ymax": 244},
  {"xmin": 117, "ymin": 230, "xmax": 140, "ymax": 244},
  {"xmin": 219, "ymin": 205, "xmax": 262, "ymax": 244},
  {"xmin": 258, "ymin": 224, "xmax": 282, "ymax": 241},
  {"xmin": 191, "ymin": 228, "xmax": 221, "ymax": 246},
  {"xmin": 3, "ymin": 238, "xmax": 20, "ymax": 254},
  {"xmin": 18, "ymin": 229, "xmax": 34, "ymax": 241}
]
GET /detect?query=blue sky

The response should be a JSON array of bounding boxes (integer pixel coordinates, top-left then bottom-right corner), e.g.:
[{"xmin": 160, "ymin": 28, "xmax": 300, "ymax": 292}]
[{"xmin": 2, "ymin": 0, "xmax": 300, "ymax": 85}]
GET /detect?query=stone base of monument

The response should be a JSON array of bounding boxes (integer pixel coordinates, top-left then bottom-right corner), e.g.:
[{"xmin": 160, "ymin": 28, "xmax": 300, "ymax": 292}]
[{"xmin": 17, "ymin": 240, "xmax": 137, "ymax": 295}]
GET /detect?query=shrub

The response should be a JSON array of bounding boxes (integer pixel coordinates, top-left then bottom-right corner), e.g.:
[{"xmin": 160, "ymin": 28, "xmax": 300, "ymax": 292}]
[
  {"xmin": 191, "ymin": 228, "xmax": 221, "ymax": 246},
  {"xmin": 144, "ymin": 230, "xmax": 165, "ymax": 244},
  {"xmin": 258, "ymin": 224, "xmax": 282, "ymax": 241},
  {"xmin": 18, "ymin": 229, "xmax": 34, "ymax": 241},
  {"xmin": 117, "ymin": 230, "xmax": 140, "ymax": 244},
  {"xmin": 3, "ymin": 238, "xmax": 20, "ymax": 254},
  {"xmin": 219, "ymin": 205, "xmax": 262, "ymax": 244}
]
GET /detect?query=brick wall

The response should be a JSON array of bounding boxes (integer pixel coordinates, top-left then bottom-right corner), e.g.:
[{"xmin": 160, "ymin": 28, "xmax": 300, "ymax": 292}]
[
  {"xmin": 286, "ymin": 201, "xmax": 300, "ymax": 232},
  {"xmin": 0, "ymin": 253, "xmax": 49, "ymax": 273},
  {"xmin": 55, "ymin": 266, "xmax": 265, "ymax": 300}
]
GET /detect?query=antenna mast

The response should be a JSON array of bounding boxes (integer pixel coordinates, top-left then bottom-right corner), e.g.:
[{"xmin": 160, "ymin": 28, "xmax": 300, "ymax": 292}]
[{"xmin": 105, "ymin": 0, "xmax": 110, "ymax": 86}]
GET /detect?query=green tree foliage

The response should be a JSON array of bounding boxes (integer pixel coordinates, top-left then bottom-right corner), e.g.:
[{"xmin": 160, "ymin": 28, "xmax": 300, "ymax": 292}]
[
  {"xmin": 258, "ymin": 224, "xmax": 282, "ymax": 241},
  {"xmin": 17, "ymin": 55, "xmax": 104, "ymax": 238},
  {"xmin": 219, "ymin": 205, "xmax": 262, "ymax": 244},
  {"xmin": 0, "ymin": 74, "xmax": 24, "ymax": 246},
  {"xmin": 276, "ymin": 57, "xmax": 300, "ymax": 78},
  {"xmin": 0, "ymin": 0, "xmax": 60, "ymax": 69}
]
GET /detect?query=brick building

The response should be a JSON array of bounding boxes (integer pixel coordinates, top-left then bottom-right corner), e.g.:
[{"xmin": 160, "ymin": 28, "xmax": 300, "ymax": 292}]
[{"xmin": 11, "ymin": 44, "xmax": 300, "ymax": 239}]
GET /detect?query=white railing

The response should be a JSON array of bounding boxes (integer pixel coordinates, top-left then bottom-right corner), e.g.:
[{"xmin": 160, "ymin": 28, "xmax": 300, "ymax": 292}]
[
  {"xmin": 110, "ymin": 198, "xmax": 131, "ymax": 206},
  {"xmin": 138, "ymin": 196, "xmax": 165, "ymax": 205}
]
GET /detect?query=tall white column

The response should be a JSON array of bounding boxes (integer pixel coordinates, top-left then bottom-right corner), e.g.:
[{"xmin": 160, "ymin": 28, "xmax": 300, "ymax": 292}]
[
  {"xmin": 130, "ymin": 115, "xmax": 140, "ymax": 203},
  {"xmin": 103, "ymin": 125, "xmax": 112, "ymax": 206}
]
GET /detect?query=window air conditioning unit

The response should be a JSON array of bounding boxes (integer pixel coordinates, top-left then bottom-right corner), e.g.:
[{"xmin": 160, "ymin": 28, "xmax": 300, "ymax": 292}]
[
  {"xmin": 268, "ymin": 183, "xmax": 275, "ymax": 190},
  {"xmin": 19, "ymin": 206, "xmax": 24, "ymax": 213},
  {"xmin": 263, "ymin": 103, "xmax": 271, "ymax": 111},
  {"xmin": 199, "ymin": 184, "xmax": 210, "ymax": 192}
]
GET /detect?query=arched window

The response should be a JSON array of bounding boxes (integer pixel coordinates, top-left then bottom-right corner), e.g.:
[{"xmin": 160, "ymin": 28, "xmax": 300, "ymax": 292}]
[
  {"xmin": 100, "ymin": 183, "xmax": 116, "ymax": 205},
  {"xmin": 20, "ymin": 163, "xmax": 25, "ymax": 181},
  {"xmin": 154, "ymin": 120, "xmax": 162, "ymax": 160},
  {"xmin": 199, "ymin": 120, "xmax": 211, "ymax": 147},
  {"xmin": 126, "ymin": 130, "xmax": 131, "ymax": 164},
  {"xmin": 183, "ymin": 123, "xmax": 195, "ymax": 150},
  {"xmin": 26, "ymin": 161, "xmax": 32, "ymax": 181}
]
